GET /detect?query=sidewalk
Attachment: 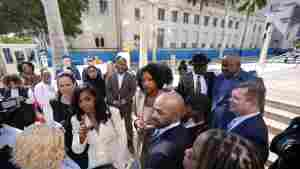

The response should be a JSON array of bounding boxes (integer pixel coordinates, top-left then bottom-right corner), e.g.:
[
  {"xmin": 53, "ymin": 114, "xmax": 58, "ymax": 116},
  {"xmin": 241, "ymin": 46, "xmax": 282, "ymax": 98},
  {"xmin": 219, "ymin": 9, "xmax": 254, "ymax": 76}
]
[{"xmin": 261, "ymin": 66, "xmax": 300, "ymax": 106}]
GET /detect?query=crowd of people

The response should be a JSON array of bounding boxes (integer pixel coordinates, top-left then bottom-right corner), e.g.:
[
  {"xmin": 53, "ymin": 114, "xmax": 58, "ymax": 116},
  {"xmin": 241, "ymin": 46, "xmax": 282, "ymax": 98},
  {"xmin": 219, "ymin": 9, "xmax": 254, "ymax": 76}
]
[{"xmin": 0, "ymin": 53, "xmax": 275, "ymax": 169}]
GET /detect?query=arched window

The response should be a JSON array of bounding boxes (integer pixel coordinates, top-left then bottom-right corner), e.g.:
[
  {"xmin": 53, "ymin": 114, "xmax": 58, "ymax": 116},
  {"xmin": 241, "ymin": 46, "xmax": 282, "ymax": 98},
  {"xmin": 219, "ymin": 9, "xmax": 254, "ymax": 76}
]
[
  {"xmin": 100, "ymin": 37, "xmax": 105, "ymax": 47},
  {"xmin": 95, "ymin": 37, "xmax": 100, "ymax": 48}
]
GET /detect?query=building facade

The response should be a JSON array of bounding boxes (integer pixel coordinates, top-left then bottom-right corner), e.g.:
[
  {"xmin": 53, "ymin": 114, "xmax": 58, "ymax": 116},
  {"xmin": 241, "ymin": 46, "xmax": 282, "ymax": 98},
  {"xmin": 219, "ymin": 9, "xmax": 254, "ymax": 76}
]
[
  {"xmin": 267, "ymin": 0, "xmax": 300, "ymax": 49},
  {"xmin": 70, "ymin": 0, "xmax": 266, "ymax": 50}
]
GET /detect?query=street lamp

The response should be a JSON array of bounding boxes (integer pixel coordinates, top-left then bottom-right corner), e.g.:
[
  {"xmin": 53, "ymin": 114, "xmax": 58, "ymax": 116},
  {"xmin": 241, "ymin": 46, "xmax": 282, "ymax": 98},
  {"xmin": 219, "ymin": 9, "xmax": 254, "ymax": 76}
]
[{"xmin": 149, "ymin": 0, "xmax": 159, "ymax": 63}]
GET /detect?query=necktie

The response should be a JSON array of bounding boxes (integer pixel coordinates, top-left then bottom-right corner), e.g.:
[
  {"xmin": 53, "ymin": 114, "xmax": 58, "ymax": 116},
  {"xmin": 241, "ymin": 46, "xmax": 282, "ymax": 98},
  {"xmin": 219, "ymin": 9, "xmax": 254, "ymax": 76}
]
[{"xmin": 196, "ymin": 75, "xmax": 202, "ymax": 94}]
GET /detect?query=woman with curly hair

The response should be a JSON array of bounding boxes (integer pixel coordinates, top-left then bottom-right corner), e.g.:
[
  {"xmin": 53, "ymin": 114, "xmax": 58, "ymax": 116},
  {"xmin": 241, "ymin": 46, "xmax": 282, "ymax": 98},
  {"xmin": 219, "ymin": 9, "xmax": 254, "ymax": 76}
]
[
  {"xmin": 134, "ymin": 63, "xmax": 174, "ymax": 128},
  {"xmin": 183, "ymin": 129, "xmax": 264, "ymax": 169},
  {"xmin": 132, "ymin": 63, "xmax": 173, "ymax": 168},
  {"xmin": 70, "ymin": 84, "xmax": 127, "ymax": 169}
]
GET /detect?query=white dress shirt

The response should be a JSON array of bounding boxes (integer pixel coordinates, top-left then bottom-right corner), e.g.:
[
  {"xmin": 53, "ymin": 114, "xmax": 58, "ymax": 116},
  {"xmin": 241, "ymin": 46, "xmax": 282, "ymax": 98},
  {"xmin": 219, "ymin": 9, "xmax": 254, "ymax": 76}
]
[
  {"xmin": 34, "ymin": 82, "xmax": 56, "ymax": 122},
  {"xmin": 71, "ymin": 107, "xmax": 128, "ymax": 169},
  {"xmin": 227, "ymin": 112, "xmax": 261, "ymax": 132},
  {"xmin": 117, "ymin": 73, "xmax": 125, "ymax": 89},
  {"xmin": 10, "ymin": 89, "xmax": 19, "ymax": 98},
  {"xmin": 192, "ymin": 72, "xmax": 207, "ymax": 95},
  {"xmin": 155, "ymin": 121, "xmax": 181, "ymax": 137}
]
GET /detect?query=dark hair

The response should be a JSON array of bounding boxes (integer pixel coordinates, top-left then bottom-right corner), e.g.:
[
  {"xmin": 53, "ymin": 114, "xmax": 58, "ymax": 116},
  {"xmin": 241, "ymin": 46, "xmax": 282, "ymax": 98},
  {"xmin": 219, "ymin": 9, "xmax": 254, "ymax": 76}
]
[
  {"xmin": 236, "ymin": 79, "xmax": 266, "ymax": 113},
  {"xmin": 185, "ymin": 94, "xmax": 211, "ymax": 123},
  {"xmin": 191, "ymin": 53, "xmax": 210, "ymax": 65},
  {"xmin": 192, "ymin": 129, "xmax": 264, "ymax": 169},
  {"xmin": 3, "ymin": 74, "xmax": 23, "ymax": 87},
  {"xmin": 18, "ymin": 62, "xmax": 35, "ymax": 74},
  {"xmin": 56, "ymin": 72, "xmax": 77, "ymax": 99},
  {"xmin": 138, "ymin": 63, "xmax": 173, "ymax": 90},
  {"xmin": 178, "ymin": 60, "xmax": 188, "ymax": 72},
  {"xmin": 71, "ymin": 84, "xmax": 111, "ymax": 126}
]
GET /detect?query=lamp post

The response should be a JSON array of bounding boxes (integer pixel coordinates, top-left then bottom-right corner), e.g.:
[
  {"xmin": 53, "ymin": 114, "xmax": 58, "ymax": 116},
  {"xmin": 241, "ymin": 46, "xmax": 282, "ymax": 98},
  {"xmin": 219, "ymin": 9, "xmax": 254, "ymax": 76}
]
[
  {"xmin": 40, "ymin": 0, "xmax": 68, "ymax": 69},
  {"xmin": 149, "ymin": 0, "xmax": 159, "ymax": 63}
]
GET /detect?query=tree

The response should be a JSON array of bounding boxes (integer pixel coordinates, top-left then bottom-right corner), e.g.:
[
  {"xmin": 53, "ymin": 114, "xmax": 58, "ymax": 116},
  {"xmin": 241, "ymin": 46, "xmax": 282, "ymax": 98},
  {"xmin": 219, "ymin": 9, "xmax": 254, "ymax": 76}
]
[
  {"xmin": 0, "ymin": 0, "xmax": 88, "ymax": 38},
  {"xmin": 238, "ymin": 0, "xmax": 267, "ymax": 50}
]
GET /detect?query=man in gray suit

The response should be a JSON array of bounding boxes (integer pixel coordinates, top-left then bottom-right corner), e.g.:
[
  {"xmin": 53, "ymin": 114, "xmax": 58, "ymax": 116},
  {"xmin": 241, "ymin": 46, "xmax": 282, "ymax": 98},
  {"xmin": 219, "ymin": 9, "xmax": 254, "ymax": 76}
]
[{"xmin": 106, "ymin": 57, "xmax": 136, "ymax": 154}]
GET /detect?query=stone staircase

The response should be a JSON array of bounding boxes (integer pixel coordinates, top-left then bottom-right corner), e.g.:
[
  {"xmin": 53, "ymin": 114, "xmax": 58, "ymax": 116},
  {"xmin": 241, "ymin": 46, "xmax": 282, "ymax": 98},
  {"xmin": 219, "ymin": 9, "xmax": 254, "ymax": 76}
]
[{"xmin": 264, "ymin": 99, "xmax": 300, "ymax": 167}]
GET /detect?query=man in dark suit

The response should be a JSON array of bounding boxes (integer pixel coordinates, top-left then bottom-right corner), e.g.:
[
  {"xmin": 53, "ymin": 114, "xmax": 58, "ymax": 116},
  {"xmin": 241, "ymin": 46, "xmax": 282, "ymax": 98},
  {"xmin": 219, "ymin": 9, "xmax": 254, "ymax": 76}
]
[
  {"xmin": 211, "ymin": 56, "xmax": 257, "ymax": 129},
  {"xmin": 144, "ymin": 92, "xmax": 192, "ymax": 169},
  {"xmin": 177, "ymin": 53, "xmax": 215, "ymax": 101},
  {"xmin": 106, "ymin": 57, "xmax": 136, "ymax": 154},
  {"xmin": 226, "ymin": 80, "xmax": 269, "ymax": 163}
]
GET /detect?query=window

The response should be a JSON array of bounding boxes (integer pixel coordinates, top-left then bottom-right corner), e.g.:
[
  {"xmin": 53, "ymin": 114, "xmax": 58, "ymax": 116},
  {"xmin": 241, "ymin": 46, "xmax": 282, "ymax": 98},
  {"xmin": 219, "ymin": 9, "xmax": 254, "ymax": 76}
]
[
  {"xmin": 171, "ymin": 11, "xmax": 178, "ymax": 22},
  {"xmin": 193, "ymin": 31, "xmax": 199, "ymax": 46},
  {"xmin": 201, "ymin": 43, "xmax": 206, "ymax": 48},
  {"xmin": 95, "ymin": 37, "xmax": 100, "ymax": 48},
  {"xmin": 228, "ymin": 20, "xmax": 233, "ymax": 28},
  {"xmin": 192, "ymin": 43, "xmax": 198, "ymax": 48},
  {"xmin": 253, "ymin": 24, "xmax": 256, "ymax": 32},
  {"xmin": 183, "ymin": 13, "xmax": 190, "ymax": 24},
  {"xmin": 100, "ymin": 37, "xmax": 105, "ymax": 47},
  {"xmin": 210, "ymin": 43, "xmax": 214, "ymax": 48},
  {"xmin": 181, "ymin": 43, "xmax": 187, "ymax": 48},
  {"xmin": 135, "ymin": 8, "xmax": 141, "ymax": 21},
  {"xmin": 232, "ymin": 44, "xmax": 236, "ymax": 48},
  {"xmin": 170, "ymin": 42, "xmax": 177, "ymax": 48},
  {"xmin": 194, "ymin": 15, "xmax": 200, "ymax": 25},
  {"xmin": 134, "ymin": 34, "xmax": 140, "ymax": 48},
  {"xmin": 213, "ymin": 18, "xmax": 218, "ymax": 27},
  {"xmin": 157, "ymin": 28, "xmax": 165, "ymax": 48},
  {"xmin": 221, "ymin": 19, "xmax": 225, "ymax": 28},
  {"xmin": 99, "ymin": 0, "xmax": 108, "ymax": 15},
  {"xmin": 258, "ymin": 26, "xmax": 262, "ymax": 33},
  {"xmin": 3, "ymin": 48, "xmax": 13, "ymax": 64},
  {"xmin": 235, "ymin": 21, "xmax": 239, "ymax": 29},
  {"xmin": 158, "ymin": 8, "xmax": 165, "ymax": 21},
  {"xmin": 204, "ymin": 16, "xmax": 210, "ymax": 26},
  {"xmin": 217, "ymin": 44, "xmax": 222, "ymax": 49}
]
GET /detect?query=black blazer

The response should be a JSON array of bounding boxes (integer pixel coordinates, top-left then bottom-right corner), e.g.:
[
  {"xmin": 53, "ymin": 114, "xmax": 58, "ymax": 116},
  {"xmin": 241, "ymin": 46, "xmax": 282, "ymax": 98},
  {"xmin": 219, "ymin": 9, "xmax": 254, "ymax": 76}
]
[
  {"xmin": 49, "ymin": 97, "xmax": 72, "ymax": 123},
  {"xmin": 145, "ymin": 124, "xmax": 192, "ymax": 169},
  {"xmin": 177, "ymin": 71, "xmax": 215, "ymax": 101},
  {"xmin": 1, "ymin": 88, "xmax": 29, "ymax": 99}
]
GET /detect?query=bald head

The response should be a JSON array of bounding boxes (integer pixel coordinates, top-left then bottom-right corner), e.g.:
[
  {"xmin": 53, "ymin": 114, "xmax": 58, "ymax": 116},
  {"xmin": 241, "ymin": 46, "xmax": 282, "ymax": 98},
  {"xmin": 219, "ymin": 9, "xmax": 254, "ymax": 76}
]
[
  {"xmin": 222, "ymin": 56, "xmax": 241, "ymax": 79},
  {"xmin": 151, "ymin": 92, "xmax": 185, "ymax": 128}
]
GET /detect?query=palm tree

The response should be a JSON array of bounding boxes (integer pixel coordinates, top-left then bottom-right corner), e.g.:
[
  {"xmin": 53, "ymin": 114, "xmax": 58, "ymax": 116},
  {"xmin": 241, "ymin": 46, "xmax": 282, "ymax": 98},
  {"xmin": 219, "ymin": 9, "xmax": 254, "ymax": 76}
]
[{"xmin": 237, "ymin": 0, "xmax": 267, "ymax": 51}]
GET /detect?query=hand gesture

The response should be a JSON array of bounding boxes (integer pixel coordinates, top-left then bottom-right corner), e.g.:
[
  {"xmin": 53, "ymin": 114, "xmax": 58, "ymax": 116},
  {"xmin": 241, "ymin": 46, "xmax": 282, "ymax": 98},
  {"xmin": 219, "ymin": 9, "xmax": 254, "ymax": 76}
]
[{"xmin": 79, "ymin": 115, "xmax": 88, "ymax": 144}]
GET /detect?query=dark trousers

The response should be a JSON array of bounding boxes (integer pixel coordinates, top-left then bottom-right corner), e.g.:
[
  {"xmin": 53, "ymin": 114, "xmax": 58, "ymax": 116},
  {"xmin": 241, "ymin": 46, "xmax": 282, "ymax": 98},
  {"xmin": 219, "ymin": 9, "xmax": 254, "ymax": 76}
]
[{"xmin": 120, "ymin": 104, "xmax": 134, "ymax": 153}]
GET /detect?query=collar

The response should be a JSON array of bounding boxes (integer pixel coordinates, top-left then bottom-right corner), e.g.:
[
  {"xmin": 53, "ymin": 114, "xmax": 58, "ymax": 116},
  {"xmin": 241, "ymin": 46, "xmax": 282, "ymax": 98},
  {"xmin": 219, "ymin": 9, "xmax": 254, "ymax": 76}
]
[
  {"xmin": 227, "ymin": 112, "xmax": 261, "ymax": 131},
  {"xmin": 157, "ymin": 121, "xmax": 180, "ymax": 137},
  {"xmin": 192, "ymin": 71, "xmax": 204, "ymax": 77}
]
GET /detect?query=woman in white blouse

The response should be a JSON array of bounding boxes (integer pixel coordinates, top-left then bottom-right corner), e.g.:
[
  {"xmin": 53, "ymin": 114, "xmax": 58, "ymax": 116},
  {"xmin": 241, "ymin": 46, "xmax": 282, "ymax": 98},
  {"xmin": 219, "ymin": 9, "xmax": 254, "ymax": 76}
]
[{"xmin": 70, "ymin": 84, "xmax": 127, "ymax": 169}]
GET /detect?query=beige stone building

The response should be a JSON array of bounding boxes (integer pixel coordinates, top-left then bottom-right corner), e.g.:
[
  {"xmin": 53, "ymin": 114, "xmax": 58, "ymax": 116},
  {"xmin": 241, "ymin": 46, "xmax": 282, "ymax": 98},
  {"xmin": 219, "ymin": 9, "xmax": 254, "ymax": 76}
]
[{"xmin": 70, "ymin": 0, "xmax": 266, "ymax": 50}]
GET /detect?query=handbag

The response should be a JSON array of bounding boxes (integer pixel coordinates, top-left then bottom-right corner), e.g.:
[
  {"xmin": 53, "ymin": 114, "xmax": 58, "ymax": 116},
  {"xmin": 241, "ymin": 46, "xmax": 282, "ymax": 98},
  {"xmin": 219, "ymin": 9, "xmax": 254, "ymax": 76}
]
[{"xmin": 269, "ymin": 117, "xmax": 300, "ymax": 169}]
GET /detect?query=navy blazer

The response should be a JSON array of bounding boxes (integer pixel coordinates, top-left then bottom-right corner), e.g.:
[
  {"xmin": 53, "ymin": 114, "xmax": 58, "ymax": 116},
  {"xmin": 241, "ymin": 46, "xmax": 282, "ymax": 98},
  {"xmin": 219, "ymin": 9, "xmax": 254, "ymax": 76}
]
[
  {"xmin": 229, "ymin": 114, "xmax": 269, "ymax": 163},
  {"xmin": 145, "ymin": 124, "xmax": 192, "ymax": 169},
  {"xmin": 177, "ymin": 71, "xmax": 215, "ymax": 102}
]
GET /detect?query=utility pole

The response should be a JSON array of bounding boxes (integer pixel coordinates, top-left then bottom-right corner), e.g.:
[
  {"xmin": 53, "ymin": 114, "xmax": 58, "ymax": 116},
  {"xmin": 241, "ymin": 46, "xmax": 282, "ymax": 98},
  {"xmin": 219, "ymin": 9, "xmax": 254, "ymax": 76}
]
[
  {"xmin": 40, "ymin": 0, "xmax": 68, "ymax": 69},
  {"xmin": 114, "ymin": 0, "xmax": 122, "ymax": 50}
]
